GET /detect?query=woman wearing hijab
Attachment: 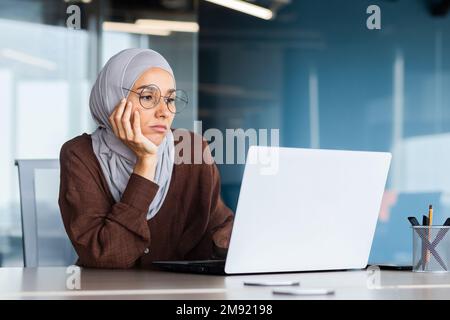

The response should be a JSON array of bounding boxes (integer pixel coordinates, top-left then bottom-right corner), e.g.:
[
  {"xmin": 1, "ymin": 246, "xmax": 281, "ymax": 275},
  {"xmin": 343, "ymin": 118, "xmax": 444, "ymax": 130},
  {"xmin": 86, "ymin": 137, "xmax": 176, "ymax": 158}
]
[{"xmin": 59, "ymin": 48, "xmax": 234, "ymax": 268}]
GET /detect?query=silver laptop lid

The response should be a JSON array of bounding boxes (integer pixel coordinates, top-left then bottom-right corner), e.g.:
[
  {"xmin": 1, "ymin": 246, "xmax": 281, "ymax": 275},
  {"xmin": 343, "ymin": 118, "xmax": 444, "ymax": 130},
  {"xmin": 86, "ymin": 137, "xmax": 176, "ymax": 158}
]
[{"xmin": 225, "ymin": 146, "xmax": 391, "ymax": 274}]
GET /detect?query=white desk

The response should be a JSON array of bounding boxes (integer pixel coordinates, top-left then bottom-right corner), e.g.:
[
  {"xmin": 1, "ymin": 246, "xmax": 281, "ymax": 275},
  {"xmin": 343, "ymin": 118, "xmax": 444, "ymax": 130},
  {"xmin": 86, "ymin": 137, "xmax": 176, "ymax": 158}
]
[{"xmin": 1, "ymin": 267, "xmax": 450, "ymax": 299}]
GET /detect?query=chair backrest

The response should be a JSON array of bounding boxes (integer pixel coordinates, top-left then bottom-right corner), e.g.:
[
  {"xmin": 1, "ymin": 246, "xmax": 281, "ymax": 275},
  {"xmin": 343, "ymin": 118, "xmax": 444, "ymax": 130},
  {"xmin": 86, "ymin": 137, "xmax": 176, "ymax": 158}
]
[{"xmin": 15, "ymin": 159, "xmax": 77, "ymax": 267}]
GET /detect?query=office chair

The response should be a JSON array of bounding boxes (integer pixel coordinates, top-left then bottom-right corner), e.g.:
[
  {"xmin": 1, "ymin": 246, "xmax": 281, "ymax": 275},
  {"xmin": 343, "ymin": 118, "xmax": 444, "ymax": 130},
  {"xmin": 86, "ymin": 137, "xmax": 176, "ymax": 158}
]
[{"xmin": 15, "ymin": 159, "xmax": 77, "ymax": 267}]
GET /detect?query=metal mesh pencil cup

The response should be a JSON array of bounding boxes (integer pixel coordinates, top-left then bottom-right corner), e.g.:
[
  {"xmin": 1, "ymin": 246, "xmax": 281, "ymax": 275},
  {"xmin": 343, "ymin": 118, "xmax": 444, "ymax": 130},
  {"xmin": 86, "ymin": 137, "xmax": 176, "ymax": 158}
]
[{"xmin": 412, "ymin": 226, "xmax": 450, "ymax": 273}]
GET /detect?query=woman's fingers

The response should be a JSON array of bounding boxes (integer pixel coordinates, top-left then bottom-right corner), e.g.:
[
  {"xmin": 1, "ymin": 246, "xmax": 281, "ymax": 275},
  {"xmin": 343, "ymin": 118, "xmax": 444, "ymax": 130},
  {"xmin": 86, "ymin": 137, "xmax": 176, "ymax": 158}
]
[
  {"xmin": 109, "ymin": 100, "xmax": 159, "ymax": 159},
  {"xmin": 113, "ymin": 98, "xmax": 127, "ymax": 139},
  {"xmin": 122, "ymin": 101, "xmax": 134, "ymax": 140},
  {"xmin": 213, "ymin": 224, "xmax": 232, "ymax": 248},
  {"xmin": 143, "ymin": 137, "xmax": 158, "ymax": 155},
  {"xmin": 132, "ymin": 110, "xmax": 143, "ymax": 138},
  {"xmin": 133, "ymin": 110, "xmax": 158, "ymax": 155},
  {"xmin": 109, "ymin": 108, "xmax": 119, "ymax": 137}
]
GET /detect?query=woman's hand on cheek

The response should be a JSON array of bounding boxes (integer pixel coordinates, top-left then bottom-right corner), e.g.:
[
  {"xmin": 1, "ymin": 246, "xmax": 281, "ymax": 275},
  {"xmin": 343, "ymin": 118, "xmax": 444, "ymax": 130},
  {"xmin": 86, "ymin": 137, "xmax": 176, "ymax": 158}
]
[
  {"xmin": 109, "ymin": 99, "xmax": 159, "ymax": 181},
  {"xmin": 109, "ymin": 99, "xmax": 158, "ymax": 158}
]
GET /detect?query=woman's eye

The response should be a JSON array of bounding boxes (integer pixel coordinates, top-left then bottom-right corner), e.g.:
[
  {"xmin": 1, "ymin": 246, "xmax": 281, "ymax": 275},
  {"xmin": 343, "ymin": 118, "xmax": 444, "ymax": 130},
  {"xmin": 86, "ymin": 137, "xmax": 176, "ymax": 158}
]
[{"xmin": 141, "ymin": 95, "xmax": 153, "ymax": 101}]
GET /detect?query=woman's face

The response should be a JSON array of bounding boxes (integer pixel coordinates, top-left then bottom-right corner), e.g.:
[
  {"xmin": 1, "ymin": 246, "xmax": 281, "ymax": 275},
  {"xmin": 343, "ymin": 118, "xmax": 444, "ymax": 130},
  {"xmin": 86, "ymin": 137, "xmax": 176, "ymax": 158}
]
[{"xmin": 126, "ymin": 67, "xmax": 176, "ymax": 146}]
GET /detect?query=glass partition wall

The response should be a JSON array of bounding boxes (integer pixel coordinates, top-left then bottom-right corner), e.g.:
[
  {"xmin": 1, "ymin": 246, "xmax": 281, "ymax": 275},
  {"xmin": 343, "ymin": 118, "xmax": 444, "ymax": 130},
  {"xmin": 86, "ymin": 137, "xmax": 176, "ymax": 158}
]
[
  {"xmin": 198, "ymin": 0, "xmax": 450, "ymax": 266},
  {"xmin": 0, "ymin": 0, "xmax": 198, "ymax": 266}
]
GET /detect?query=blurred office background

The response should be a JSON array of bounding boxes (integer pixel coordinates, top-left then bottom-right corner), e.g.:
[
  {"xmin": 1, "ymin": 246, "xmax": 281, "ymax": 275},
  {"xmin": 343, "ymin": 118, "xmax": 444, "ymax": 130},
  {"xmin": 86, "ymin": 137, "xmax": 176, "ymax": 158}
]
[{"xmin": 0, "ymin": 0, "xmax": 449, "ymax": 266}]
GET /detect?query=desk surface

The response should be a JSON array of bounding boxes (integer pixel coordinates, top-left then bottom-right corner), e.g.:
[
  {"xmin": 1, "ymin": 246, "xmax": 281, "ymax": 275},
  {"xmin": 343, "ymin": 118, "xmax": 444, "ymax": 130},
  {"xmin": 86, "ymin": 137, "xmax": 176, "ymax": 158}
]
[{"xmin": 1, "ymin": 267, "xmax": 450, "ymax": 299}]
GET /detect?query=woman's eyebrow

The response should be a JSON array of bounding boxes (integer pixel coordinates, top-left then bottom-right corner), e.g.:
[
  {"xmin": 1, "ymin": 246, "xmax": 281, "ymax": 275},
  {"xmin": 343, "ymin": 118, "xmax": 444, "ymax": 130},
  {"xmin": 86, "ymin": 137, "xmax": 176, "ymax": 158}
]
[{"xmin": 134, "ymin": 85, "xmax": 176, "ymax": 94}]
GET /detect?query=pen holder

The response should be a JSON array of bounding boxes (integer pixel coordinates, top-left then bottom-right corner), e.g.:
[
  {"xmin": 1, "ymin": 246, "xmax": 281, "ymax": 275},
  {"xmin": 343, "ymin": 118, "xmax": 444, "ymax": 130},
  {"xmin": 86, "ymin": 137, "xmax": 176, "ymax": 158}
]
[{"xmin": 412, "ymin": 226, "xmax": 450, "ymax": 273}]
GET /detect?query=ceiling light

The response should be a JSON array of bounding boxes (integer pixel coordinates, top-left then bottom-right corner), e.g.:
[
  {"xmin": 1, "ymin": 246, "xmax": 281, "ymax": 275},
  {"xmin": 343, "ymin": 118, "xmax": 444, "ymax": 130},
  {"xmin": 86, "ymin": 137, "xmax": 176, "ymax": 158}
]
[
  {"xmin": 204, "ymin": 0, "xmax": 273, "ymax": 20},
  {"xmin": 102, "ymin": 22, "xmax": 171, "ymax": 36},
  {"xmin": 135, "ymin": 19, "xmax": 199, "ymax": 33}
]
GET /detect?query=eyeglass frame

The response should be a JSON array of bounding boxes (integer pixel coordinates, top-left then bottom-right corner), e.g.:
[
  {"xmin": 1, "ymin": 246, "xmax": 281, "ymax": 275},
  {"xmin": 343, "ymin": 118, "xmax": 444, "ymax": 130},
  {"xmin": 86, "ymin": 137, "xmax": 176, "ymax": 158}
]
[{"xmin": 121, "ymin": 84, "xmax": 188, "ymax": 114}]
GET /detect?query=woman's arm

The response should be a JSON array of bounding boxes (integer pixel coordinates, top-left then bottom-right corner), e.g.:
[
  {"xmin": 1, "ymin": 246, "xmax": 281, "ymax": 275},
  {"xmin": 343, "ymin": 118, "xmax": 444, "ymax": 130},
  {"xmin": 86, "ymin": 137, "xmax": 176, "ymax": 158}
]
[
  {"xmin": 210, "ymin": 164, "xmax": 234, "ymax": 259},
  {"xmin": 59, "ymin": 144, "xmax": 158, "ymax": 269},
  {"xmin": 183, "ymin": 141, "xmax": 234, "ymax": 260}
]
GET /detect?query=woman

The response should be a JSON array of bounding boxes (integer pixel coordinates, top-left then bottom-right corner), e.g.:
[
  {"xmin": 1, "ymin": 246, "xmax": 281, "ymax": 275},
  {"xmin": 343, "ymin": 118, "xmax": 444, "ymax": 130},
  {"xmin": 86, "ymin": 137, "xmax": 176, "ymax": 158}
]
[{"xmin": 59, "ymin": 48, "xmax": 234, "ymax": 269}]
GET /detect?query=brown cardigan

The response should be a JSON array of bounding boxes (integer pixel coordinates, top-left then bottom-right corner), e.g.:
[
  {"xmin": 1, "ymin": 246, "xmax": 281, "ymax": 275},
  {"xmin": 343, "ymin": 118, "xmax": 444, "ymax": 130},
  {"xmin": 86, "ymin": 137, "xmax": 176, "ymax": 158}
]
[{"xmin": 58, "ymin": 131, "xmax": 234, "ymax": 269}]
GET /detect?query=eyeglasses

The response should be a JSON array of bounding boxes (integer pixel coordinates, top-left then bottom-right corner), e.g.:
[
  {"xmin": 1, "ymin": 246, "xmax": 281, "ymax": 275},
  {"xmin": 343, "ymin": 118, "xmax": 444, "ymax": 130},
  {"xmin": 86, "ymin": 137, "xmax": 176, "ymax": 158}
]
[{"xmin": 122, "ymin": 84, "xmax": 188, "ymax": 114}]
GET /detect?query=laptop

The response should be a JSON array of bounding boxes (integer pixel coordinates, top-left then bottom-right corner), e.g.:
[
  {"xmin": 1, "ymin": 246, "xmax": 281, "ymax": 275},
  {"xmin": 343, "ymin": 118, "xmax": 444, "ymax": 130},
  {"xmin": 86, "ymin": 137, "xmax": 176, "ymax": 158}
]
[{"xmin": 152, "ymin": 146, "xmax": 392, "ymax": 275}]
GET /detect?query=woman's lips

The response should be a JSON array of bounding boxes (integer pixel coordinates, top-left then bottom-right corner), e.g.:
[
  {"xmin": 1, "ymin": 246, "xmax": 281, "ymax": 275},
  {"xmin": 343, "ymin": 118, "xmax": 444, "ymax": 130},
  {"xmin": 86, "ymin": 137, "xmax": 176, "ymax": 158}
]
[{"xmin": 149, "ymin": 125, "xmax": 167, "ymax": 133}]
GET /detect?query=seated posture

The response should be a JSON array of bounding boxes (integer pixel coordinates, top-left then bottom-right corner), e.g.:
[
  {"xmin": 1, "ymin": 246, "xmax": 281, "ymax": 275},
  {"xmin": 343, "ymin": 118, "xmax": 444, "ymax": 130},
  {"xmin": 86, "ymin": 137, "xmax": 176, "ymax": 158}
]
[{"xmin": 59, "ymin": 48, "xmax": 234, "ymax": 268}]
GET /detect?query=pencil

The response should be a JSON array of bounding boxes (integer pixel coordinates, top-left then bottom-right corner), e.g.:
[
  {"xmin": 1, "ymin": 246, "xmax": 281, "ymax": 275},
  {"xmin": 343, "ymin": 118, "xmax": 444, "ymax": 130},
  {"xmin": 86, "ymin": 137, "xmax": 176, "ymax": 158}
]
[{"xmin": 428, "ymin": 205, "xmax": 433, "ymax": 226}]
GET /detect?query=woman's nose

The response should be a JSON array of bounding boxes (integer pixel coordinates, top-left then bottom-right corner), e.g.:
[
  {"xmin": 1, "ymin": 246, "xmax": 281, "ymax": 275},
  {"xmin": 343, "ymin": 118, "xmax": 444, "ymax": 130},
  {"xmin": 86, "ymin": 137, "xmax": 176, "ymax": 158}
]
[{"xmin": 154, "ymin": 98, "xmax": 170, "ymax": 118}]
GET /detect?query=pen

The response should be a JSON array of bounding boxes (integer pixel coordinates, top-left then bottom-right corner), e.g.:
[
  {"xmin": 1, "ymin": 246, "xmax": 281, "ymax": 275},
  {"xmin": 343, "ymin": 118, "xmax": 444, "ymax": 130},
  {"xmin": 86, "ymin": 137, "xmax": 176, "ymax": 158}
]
[
  {"xmin": 408, "ymin": 217, "xmax": 420, "ymax": 226},
  {"xmin": 422, "ymin": 215, "xmax": 429, "ymax": 226},
  {"xmin": 272, "ymin": 288, "xmax": 335, "ymax": 296},
  {"xmin": 244, "ymin": 280, "xmax": 300, "ymax": 287}
]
